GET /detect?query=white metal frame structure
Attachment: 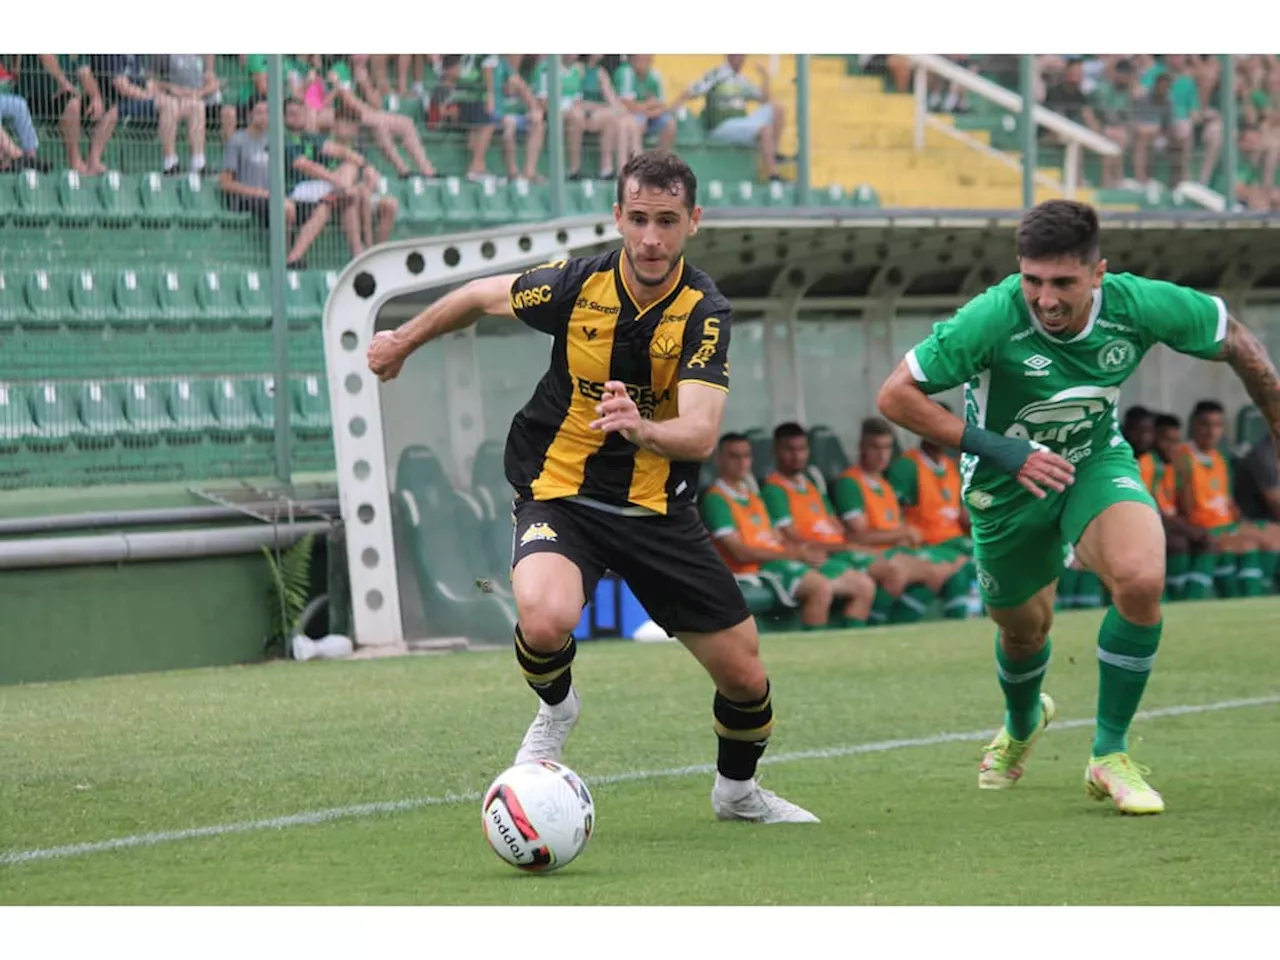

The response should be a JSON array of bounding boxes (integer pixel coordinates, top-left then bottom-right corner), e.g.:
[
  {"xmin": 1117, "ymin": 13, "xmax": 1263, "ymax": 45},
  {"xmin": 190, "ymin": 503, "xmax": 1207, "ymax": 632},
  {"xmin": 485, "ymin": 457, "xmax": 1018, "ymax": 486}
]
[{"xmin": 323, "ymin": 218, "xmax": 616, "ymax": 649}]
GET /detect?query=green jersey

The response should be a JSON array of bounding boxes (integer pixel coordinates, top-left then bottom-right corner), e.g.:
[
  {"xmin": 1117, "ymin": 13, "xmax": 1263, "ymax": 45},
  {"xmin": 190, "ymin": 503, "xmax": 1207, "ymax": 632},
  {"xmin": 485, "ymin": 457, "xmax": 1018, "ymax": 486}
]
[{"xmin": 906, "ymin": 272, "xmax": 1226, "ymax": 509}]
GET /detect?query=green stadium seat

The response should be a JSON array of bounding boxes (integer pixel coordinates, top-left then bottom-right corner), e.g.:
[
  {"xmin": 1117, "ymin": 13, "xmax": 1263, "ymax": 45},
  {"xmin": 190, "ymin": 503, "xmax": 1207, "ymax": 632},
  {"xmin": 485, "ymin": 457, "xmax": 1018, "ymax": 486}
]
[
  {"xmin": 0, "ymin": 384, "xmax": 36, "ymax": 452},
  {"xmin": 1236, "ymin": 405, "xmax": 1267, "ymax": 450},
  {"xmin": 809, "ymin": 424, "xmax": 851, "ymax": 483},
  {"xmin": 137, "ymin": 171, "xmax": 184, "ymax": 227},
  {"xmin": 0, "ymin": 269, "xmax": 34, "ymax": 325},
  {"xmin": 26, "ymin": 381, "xmax": 79, "ymax": 451},
  {"xmin": 116, "ymin": 380, "xmax": 172, "ymax": 445},
  {"xmin": 0, "ymin": 174, "xmax": 17, "ymax": 225},
  {"xmin": 208, "ymin": 376, "xmax": 268, "ymax": 442},
  {"xmin": 67, "ymin": 268, "xmax": 117, "ymax": 326},
  {"xmin": 13, "ymin": 168, "xmax": 58, "ymax": 225},
  {"xmin": 440, "ymin": 176, "xmax": 481, "ymax": 228},
  {"xmin": 112, "ymin": 267, "xmax": 161, "ymax": 325},
  {"xmin": 23, "ymin": 268, "xmax": 73, "ymax": 326},
  {"xmin": 469, "ymin": 438, "xmax": 514, "ymax": 575},
  {"xmin": 177, "ymin": 172, "xmax": 245, "ymax": 227},
  {"xmin": 744, "ymin": 426, "xmax": 774, "ymax": 482},
  {"xmin": 163, "ymin": 377, "xmax": 216, "ymax": 443},
  {"xmin": 700, "ymin": 179, "xmax": 733, "ymax": 209},
  {"xmin": 235, "ymin": 268, "xmax": 272, "ymax": 324},
  {"xmin": 851, "ymin": 183, "xmax": 881, "ymax": 208},
  {"xmin": 292, "ymin": 374, "xmax": 331, "ymax": 439},
  {"xmin": 763, "ymin": 180, "xmax": 796, "ymax": 208},
  {"xmin": 400, "ymin": 175, "xmax": 445, "ymax": 228},
  {"xmin": 97, "ymin": 170, "xmax": 144, "ymax": 226},
  {"xmin": 55, "ymin": 170, "xmax": 99, "ymax": 226},
  {"xmin": 475, "ymin": 176, "xmax": 515, "ymax": 225},
  {"xmin": 284, "ymin": 270, "xmax": 327, "ymax": 324},
  {"xmin": 155, "ymin": 268, "xmax": 201, "ymax": 324},
  {"xmin": 508, "ymin": 179, "xmax": 551, "ymax": 221},
  {"xmin": 728, "ymin": 180, "xmax": 758, "ymax": 206},
  {"xmin": 189, "ymin": 267, "xmax": 240, "ymax": 325},
  {"xmin": 566, "ymin": 178, "xmax": 613, "ymax": 217},
  {"xmin": 74, "ymin": 381, "xmax": 127, "ymax": 448},
  {"xmin": 394, "ymin": 443, "xmax": 518, "ymax": 644}
]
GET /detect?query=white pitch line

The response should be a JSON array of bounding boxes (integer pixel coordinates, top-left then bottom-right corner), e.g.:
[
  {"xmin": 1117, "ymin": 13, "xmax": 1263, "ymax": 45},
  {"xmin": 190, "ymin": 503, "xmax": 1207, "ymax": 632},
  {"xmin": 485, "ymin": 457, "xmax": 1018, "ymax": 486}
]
[{"xmin": 2, "ymin": 694, "xmax": 1276, "ymax": 868}]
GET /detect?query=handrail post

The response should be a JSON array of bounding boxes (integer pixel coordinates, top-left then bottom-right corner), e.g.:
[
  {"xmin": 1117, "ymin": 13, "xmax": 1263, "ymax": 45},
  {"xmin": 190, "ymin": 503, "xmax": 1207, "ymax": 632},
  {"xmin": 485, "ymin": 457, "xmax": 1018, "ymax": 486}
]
[
  {"xmin": 913, "ymin": 64, "xmax": 928, "ymax": 151},
  {"xmin": 1064, "ymin": 141, "xmax": 1080, "ymax": 199}
]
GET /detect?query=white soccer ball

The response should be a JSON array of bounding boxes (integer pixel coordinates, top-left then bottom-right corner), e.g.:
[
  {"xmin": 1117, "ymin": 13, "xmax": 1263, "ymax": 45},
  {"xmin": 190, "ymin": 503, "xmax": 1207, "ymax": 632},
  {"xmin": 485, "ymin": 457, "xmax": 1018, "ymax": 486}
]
[{"xmin": 480, "ymin": 760, "xmax": 595, "ymax": 872}]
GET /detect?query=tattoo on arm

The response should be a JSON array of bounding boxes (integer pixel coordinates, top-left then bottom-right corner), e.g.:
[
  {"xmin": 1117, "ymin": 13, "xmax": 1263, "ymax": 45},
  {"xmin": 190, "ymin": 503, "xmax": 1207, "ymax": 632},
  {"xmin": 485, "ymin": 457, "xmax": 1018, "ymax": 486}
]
[{"xmin": 1220, "ymin": 317, "xmax": 1280, "ymax": 440}]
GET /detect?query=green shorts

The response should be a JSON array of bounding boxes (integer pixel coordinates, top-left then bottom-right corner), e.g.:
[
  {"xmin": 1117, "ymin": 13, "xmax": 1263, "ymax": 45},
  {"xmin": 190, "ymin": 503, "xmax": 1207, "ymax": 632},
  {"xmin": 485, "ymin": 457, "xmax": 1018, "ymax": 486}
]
[
  {"xmin": 970, "ymin": 449, "xmax": 1156, "ymax": 609},
  {"xmin": 820, "ymin": 550, "xmax": 875, "ymax": 577},
  {"xmin": 746, "ymin": 551, "xmax": 871, "ymax": 602}
]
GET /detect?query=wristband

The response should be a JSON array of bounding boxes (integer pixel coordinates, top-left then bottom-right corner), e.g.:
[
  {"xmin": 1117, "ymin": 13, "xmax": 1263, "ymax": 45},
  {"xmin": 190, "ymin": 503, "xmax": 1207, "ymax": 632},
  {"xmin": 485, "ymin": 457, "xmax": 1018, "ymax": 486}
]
[{"xmin": 959, "ymin": 424, "xmax": 1035, "ymax": 476}]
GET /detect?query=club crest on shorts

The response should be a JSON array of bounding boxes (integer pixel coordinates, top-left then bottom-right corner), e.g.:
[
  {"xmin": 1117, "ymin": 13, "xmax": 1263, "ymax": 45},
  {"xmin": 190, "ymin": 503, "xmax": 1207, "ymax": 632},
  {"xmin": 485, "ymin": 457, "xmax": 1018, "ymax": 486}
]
[{"xmin": 520, "ymin": 522, "xmax": 558, "ymax": 545}]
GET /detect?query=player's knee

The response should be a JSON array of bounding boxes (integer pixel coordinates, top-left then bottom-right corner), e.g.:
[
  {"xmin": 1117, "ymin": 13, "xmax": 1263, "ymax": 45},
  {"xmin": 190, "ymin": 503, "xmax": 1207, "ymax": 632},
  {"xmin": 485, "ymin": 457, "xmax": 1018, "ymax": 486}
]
[
  {"xmin": 716, "ymin": 655, "xmax": 769, "ymax": 703},
  {"xmin": 1000, "ymin": 622, "xmax": 1051, "ymax": 659},
  {"xmin": 517, "ymin": 605, "xmax": 581, "ymax": 652},
  {"xmin": 801, "ymin": 571, "xmax": 834, "ymax": 605},
  {"xmin": 1108, "ymin": 565, "xmax": 1164, "ymax": 617}
]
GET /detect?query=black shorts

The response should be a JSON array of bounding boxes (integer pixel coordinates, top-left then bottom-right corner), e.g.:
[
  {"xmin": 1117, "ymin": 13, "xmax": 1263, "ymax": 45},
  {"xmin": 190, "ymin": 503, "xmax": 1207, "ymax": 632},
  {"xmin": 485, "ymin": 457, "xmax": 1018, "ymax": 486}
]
[{"xmin": 511, "ymin": 497, "xmax": 751, "ymax": 636}]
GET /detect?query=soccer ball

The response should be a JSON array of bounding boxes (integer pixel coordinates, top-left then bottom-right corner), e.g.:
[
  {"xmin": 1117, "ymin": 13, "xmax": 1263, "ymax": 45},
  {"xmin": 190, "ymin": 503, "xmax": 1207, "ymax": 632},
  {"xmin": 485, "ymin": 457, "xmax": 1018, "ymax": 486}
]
[{"xmin": 481, "ymin": 760, "xmax": 595, "ymax": 872}]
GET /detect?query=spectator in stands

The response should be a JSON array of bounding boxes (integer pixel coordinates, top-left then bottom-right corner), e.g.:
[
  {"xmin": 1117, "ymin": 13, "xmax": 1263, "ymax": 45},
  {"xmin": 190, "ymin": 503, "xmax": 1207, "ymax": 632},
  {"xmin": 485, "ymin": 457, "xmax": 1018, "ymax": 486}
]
[
  {"xmin": 9, "ymin": 55, "xmax": 115, "ymax": 175},
  {"xmin": 1041, "ymin": 57, "xmax": 1096, "ymax": 142},
  {"xmin": 0, "ymin": 59, "xmax": 50, "ymax": 171},
  {"xmin": 1158, "ymin": 55, "xmax": 1223, "ymax": 187},
  {"xmin": 222, "ymin": 55, "xmax": 268, "ymax": 144},
  {"xmin": 885, "ymin": 408, "xmax": 977, "ymax": 620},
  {"xmin": 761, "ymin": 422, "xmax": 914, "ymax": 627},
  {"xmin": 702, "ymin": 433, "xmax": 875, "ymax": 630},
  {"xmin": 90, "ymin": 54, "xmax": 207, "ymax": 175},
  {"xmin": 1129, "ymin": 70, "xmax": 1175, "ymax": 187},
  {"xmin": 159, "ymin": 55, "xmax": 226, "ymax": 165},
  {"xmin": 532, "ymin": 54, "xmax": 614, "ymax": 181},
  {"xmin": 670, "ymin": 55, "xmax": 787, "ymax": 183},
  {"xmin": 493, "ymin": 55, "xmax": 546, "ymax": 183},
  {"xmin": 1233, "ymin": 432, "xmax": 1280, "ymax": 524},
  {"xmin": 830, "ymin": 418, "xmax": 973, "ymax": 623},
  {"xmin": 327, "ymin": 106, "xmax": 400, "ymax": 255},
  {"xmin": 219, "ymin": 98, "xmax": 325, "ymax": 267},
  {"xmin": 1089, "ymin": 58, "xmax": 1139, "ymax": 189},
  {"xmin": 578, "ymin": 56, "xmax": 630, "ymax": 178},
  {"xmin": 1174, "ymin": 400, "xmax": 1280, "ymax": 599},
  {"xmin": 425, "ymin": 54, "xmax": 498, "ymax": 180},
  {"xmin": 616, "ymin": 54, "xmax": 676, "ymax": 154},
  {"xmin": 1126, "ymin": 406, "xmax": 1191, "ymax": 602}
]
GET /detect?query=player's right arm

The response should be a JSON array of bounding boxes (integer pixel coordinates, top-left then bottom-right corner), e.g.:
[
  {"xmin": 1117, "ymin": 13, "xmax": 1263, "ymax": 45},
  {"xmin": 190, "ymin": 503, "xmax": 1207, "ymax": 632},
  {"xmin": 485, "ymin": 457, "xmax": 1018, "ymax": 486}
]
[
  {"xmin": 876, "ymin": 292, "xmax": 1075, "ymax": 499},
  {"xmin": 368, "ymin": 261, "xmax": 576, "ymax": 382}
]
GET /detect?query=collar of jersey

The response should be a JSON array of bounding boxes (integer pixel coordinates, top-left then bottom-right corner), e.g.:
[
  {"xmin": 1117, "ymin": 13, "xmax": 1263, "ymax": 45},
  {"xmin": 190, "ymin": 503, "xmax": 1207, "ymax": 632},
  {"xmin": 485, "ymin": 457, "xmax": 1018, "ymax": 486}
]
[
  {"xmin": 1024, "ymin": 286, "xmax": 1103, "ymax": 344},
  {"xmin": 715, "ymin": 478, "xmax": 752, "ymax": 501},
  {"xmin": 617, "ymin": 251, "xmax": 686, "ymax": 320}
]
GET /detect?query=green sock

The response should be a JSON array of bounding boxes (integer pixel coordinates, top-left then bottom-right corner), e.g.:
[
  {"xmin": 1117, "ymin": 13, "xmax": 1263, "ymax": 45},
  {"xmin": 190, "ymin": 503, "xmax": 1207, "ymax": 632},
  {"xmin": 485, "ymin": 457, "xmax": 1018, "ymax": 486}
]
[
  {"xmin": 837, "ymin": 615, "xmax": 867, "ymax": 629},
  {"xmin": 1093, "ymin": 607, "xmax": 1161, "ymax": 757},
  {"xmin": 802, "ymin": 622, "xmax": 827, "ymax": 632},
  {"xmin": 1056, "ymin": 568, "xmax": 1080, "ymax": 609},
  {"xmin": 941, "ymin": 563, "xmax": 973, "ymax": 620},
  {"xmin": 1184, "ymin": 553, "xmax": 1216, "ymax": 600},
  {"xmin": 1260, "ymin": 550, "xmax": 1279, "ymax": 591},
  {"xmin": 1215, "ymin": 553, "xmax": 1239, "ymax": 598},
  {"xmin": 869, "ymin": 588, "xmax": 894, "ymax": 625},
  {"xmin": 1237, "ymin": 549, "xmax": 1265, "ymax": 597},
  {"xmin": 1075, "ymin": 570, "xmax": 1104, "ymax": 608},
  {"xmin": 1164, "ymin": 552, "xmax": 1190, "ymax": 602},
  {"xmin": 996, "ymin": 633, "xmax": 1050, "ymax": 741},
  {"xmin": 890, "ymin": 583, "xmax": 934, "ymax": 623}
]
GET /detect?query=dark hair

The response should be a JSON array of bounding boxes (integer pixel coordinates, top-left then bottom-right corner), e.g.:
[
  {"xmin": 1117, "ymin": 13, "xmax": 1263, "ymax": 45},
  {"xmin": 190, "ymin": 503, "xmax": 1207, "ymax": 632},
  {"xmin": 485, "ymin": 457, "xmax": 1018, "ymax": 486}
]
[
  {"xmin": 1016, "ymin": 199, "xmax": 1101, "ymax": 263},
  {"xmin": 442, "ymin": 55, "xmax": 463, "ymax": 70},
  {"xmin": 718, "ymin": 432, "xmax": 749, "ymax": 448},
  {"xmin": 617, "ymin": 149, "xmax": 698, "ymax": 212},
  {"xmin": 1191, "ymin": 399, "xmax": 1225, "ymax": 419},
  {"xmin": 772, "ymin": 422, "xmax": 807, "ymax": 442},
  {"xmin": 1155, "ymin": 413, "xmax": 1181, "ymax": 431},
  {"xmin": 1123, "ymin": 404, "xmax": 1154, "ymax": 427},
  {"xmin": 248, "ymin": 96, "xmax": 269, "ymax": 111},
  {"xmin": 860, "ymin": 417, "xmax": 895, "ymax": 440}
]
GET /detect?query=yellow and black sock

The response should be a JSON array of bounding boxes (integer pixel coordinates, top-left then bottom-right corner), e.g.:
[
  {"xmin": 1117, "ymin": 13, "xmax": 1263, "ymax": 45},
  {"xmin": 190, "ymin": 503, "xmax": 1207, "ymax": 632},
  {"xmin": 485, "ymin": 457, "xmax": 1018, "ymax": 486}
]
[
  {"xmin": 713, "ymin": 682, "xmax": 775, "ymax": 781},
  {"xmin": 513, "ymin": 625, "xmax": 575, "ymax": 706}
]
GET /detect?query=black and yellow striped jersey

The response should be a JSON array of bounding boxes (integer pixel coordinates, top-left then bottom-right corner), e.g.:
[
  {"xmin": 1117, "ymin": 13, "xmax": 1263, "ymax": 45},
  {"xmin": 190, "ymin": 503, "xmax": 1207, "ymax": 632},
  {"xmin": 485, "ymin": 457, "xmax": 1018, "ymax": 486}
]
[{"xmin": 504, "ymin": 248, "xmax": 732, "ymax": 516}]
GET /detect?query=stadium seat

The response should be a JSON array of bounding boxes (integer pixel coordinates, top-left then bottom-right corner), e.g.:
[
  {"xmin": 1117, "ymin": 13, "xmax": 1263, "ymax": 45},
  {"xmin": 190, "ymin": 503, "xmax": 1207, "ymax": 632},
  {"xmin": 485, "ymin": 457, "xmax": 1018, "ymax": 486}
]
[
  {"xmin": 291, "ymin": 375, "xmax": 331, "ymax": 439},
  {"xmin": 400, "ymin": 176, "xmax": 445, "ymax": 228},
  {"xmin": 13, "ymin": 168, "xmax": 58, "ymax": 225},
  {"xmin": 763, "ymin": 180, "xmax": 797, "ymax": 208},
  {"xmin": 469, "ymin": 438, "xmax": 515, "ymax": 575},
  {"xmin": 744, "ymin": 426, "xmax": 775, "ymax": 481},
  {"xmin": 26, "ymin": 381, "xmax": 79, "ymax": 451},
  {"xmin": 163, "ymin": 378, "xmax": 216, "ymax": 443},
  {"xmin": 0, "ymin": 269, "xmax": 34, "ymax": 325},
  {"xmin": 55, "ymin": 170, "xmax": 100, "ymax": 226},
  {"xmin": 700, "ymin": 179, "xmax": 733, "ymax": 209},
  {"xmin": 189, "ymin": 267, "xmax": 240, "ymax": 325},
  {"xmin": 235, "ymin": 268, "xmax": 273, "ymax": 324},
  {"xmin": 116, "ymin": 380, "xmax": 173, "ymax": 446},
  {"xmin": 509, "ymin": 179, "xmax": 551, "ymax": 221},
  {"xmin": 394, "ymin": 443, "xmax": 517, "ymax": 644},
  {"xmin": 177, "ymin": 172, "xmax": 246, "ymax": 228},
  {"xmin": 475, "ymin": 176, "xmax": 515, "ymax": 225},
  {"xmin": 0, "ymin": 175, "xmax": 17, "ymax": 225},
  {"xmin": 1236, "ymin": 405, "xmax": 1267, "ymax": 451},
  {"xmin": 808, "ymin": 424, "xmax": 851, "ymax": 483},
  {"xmin": 23, "ymin": 268, "xmax": 73, "ymax": 327},
  {"xmin": 0, "ymin": 383, "xmax": 37, "ymax": 452},
  {"xmin": 74, "ymin": 381, "xmax": 127, "ymax": 449},
  {"xmin": 208, "ymin": 376, "xmax": 268, "ymax": 442},
  {"xmin": 112, "ymin": 267, "xmax": 161, "ymax": 325},
  {"xmin": 137, "ymin": 171, "xmax": 184, "ymax": 227},
  {"xmin": 67, "ymin": 268, "xmax": 117, "ymax": 326},
  {"xmin": 97, "ymin": 171, "xmax": 143, "ymax": 226},
  {"xmin": 155, "ymin": 268, "xmax": 201, "ymax": 324},
  {"xmin": 440, "ymin": 176, "xmax": 482, "ymax": 229},
  {"xmin": 566, "ymin": 178, "xmax": 613, "ymax": 217}
]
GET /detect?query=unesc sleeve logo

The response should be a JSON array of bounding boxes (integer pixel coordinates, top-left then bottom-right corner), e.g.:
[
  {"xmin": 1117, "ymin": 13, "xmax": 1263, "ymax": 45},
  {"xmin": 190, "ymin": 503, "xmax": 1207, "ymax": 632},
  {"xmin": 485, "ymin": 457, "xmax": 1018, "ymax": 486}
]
[{"xmin": 685, "ymin": 315, "xmax": 722, "ymax": 369}]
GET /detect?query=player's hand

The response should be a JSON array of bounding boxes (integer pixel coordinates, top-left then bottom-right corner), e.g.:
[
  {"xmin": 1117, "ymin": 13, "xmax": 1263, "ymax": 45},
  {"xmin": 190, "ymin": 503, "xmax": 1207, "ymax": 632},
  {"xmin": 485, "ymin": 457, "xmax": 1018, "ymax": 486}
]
[
  {"xmin": 798, "ymin": 542, "xmax": 827, "ymax": 567},
  {"xmin": 1016, "ymin": 449, "xmax": 1076, "ymax": 499},
  {"xmin": 367, "ymin": 330, "xmax": 409, "ymax": 382},
  {"xmin": 902, "ymin": 525, "xmax": 925, "ymax": 548},
  {"xmin": 589, "ymin": 380, "xmax": 643, "ymax": 443}
]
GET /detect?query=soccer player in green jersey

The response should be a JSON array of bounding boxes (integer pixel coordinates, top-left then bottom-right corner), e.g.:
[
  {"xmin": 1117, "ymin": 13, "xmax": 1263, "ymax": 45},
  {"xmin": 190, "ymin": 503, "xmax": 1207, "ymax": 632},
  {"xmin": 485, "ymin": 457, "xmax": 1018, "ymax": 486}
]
[{"xmin": 877, "ymin": 199, "xmax": 1280, "ymax": 814}]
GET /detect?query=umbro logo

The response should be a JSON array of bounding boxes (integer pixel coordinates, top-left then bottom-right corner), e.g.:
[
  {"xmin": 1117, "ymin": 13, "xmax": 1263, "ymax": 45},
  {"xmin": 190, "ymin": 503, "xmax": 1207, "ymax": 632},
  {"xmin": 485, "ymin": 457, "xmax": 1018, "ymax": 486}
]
[{"xmin": 1023, "ymin": 354, "xmax": 1053, "ymax": 376}]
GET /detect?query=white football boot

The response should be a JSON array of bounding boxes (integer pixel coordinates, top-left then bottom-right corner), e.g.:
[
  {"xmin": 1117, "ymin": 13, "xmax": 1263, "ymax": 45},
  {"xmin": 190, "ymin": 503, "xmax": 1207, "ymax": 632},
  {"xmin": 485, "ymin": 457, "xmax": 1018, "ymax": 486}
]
[{"xmin": 514, "ymin": 687, "xmax": 581, "ymax": 765}]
